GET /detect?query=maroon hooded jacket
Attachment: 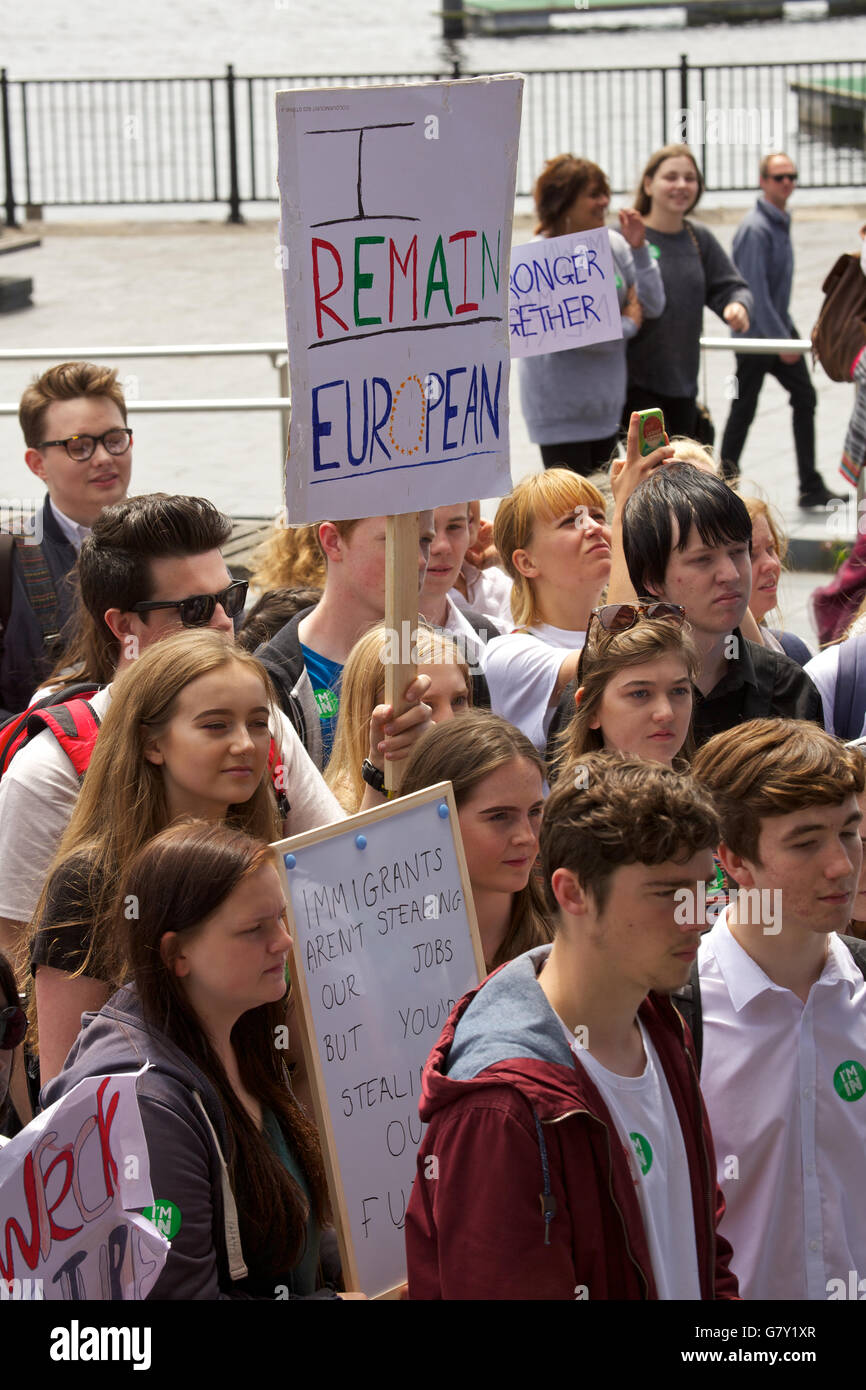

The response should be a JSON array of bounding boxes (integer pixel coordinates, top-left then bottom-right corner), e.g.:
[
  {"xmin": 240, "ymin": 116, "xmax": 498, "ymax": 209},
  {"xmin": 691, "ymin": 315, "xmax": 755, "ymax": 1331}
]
[{"xmin": 405, "ymin": 945, "xmax": 739, "ymax": 1301}]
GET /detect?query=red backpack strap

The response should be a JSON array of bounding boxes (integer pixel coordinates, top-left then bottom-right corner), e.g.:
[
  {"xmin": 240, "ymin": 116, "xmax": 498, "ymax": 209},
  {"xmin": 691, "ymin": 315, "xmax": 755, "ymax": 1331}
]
[{"xmin": 26, "ymin": 699, "xmax": 101, "ymax": 780}]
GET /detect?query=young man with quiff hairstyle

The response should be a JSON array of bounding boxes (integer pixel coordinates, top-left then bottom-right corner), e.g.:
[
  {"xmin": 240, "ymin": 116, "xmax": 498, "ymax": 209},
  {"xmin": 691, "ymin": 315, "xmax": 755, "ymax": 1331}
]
[
  {"xmin": 691, "ymin": 718, "xmax": 866, "ymax": 1300},
  {"xmin": 406, "ymin": 753, "xmax": 739, "ymax": 1300},
  {"xmin": 1, "ymin": 362, "xmax": 132, "ymax": 716}
]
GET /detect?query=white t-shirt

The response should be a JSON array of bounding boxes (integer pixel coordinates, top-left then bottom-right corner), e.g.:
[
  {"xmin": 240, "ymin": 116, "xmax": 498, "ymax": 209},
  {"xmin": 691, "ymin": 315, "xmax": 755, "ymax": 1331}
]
[
  {"xmin": 571, "ymin": 1019, "xmax": 702, "ymax": 1300},
  {"xmin": 0, "ymin": 686, "xmax": 345, "ymax": 923},
  {"xmin": 804, "ymin": 614, "xmax": 866, "ymax": 738},
  {"xmin": 485, "ymin": 624, "xmax": 585, "ymax": 751}
]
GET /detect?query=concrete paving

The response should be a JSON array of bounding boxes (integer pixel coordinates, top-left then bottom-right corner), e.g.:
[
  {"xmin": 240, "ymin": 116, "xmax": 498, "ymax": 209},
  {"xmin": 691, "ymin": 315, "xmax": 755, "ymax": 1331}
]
[{"xmin": 0, "ymin": 200, "xmax": 863, "ymax": 649}]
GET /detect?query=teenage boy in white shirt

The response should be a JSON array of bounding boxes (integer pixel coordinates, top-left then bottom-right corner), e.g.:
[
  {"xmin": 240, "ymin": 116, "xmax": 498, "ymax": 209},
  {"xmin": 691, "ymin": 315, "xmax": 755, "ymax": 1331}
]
[{"xmin": 691, "ymin": 717, "xmax": 866, "ymax": 1300}]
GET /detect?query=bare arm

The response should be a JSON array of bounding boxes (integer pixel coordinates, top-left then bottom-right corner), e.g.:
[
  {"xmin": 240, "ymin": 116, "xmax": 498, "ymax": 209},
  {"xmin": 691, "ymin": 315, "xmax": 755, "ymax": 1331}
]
[
  {"xmin": 35, "ymin": 965, "xmax": 112, "ymax": 1085},
  {"xmin": 608, "ymin": 413, "xmax": 674, "ymax": 602}
]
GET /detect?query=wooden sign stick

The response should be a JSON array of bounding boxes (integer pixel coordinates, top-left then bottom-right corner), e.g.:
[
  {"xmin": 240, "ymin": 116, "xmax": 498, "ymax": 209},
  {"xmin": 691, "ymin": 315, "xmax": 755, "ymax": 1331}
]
[{"xmin": 384, "ymin": 511, "xmax": 420, "ymax": 796}]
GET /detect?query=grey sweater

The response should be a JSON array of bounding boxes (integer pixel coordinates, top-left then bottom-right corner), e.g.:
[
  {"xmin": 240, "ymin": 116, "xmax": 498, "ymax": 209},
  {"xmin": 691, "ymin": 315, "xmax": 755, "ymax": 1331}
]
[
  {"xmin": 41, "ymin": 985, "xmax": 338, "ymax": 1301},
  {"xmin": 626, "ymin": 221, "xmax": 753, "ymax": 398},
  {"xmin": 730, "ymin": 197, "xmax": 794, "ymax": 342},
  {"xmin": 518, "ymin": 230, "xmax": 665, "ymax": 444}
]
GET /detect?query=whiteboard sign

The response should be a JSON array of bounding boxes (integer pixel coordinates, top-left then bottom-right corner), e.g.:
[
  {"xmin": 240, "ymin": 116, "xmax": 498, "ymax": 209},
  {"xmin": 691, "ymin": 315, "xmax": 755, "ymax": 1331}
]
[
  {"xmin": 509, "ymin": 226, "xmax": 622, "ymax": 358},
  {"xmin": 273, "ymin": 783, "xmax": 484, "ymax": 1298},
  {"xmin": 275, "ymin": 76, "xmax": 522, "ymax": 522}
]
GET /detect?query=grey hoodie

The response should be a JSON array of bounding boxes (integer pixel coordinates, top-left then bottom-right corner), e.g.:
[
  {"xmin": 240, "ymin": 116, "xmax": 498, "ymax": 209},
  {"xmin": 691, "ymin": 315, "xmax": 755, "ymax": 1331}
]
[{"xmin": 41, "ymin": 985, "xmax": 338, "ymax": 1300}]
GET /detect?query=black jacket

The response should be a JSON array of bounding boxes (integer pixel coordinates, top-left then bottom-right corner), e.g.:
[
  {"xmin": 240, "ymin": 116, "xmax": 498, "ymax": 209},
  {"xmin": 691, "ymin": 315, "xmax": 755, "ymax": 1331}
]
[{"xmin": 0, "ymin": 496, "xmax": 78, "ymax": 719}]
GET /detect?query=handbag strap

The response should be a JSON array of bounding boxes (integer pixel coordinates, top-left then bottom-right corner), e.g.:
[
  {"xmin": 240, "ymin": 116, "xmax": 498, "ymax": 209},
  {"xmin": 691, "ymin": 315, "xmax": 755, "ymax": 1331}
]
[{"xmin": 684, "ymin": 220, "xmax": 703, "ymax": 265}]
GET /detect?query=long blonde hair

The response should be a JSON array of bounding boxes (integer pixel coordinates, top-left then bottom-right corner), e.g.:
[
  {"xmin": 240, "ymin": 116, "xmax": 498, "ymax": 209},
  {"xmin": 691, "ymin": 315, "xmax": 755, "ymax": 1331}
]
[
  {"xmin": 325, "ymin": 620, "xmax": 471, "ymax": 813},
  {"xmin": 28, "ymin": 631, "xmax": 282, "ymax": 997},
  {"xmin": 494, "ymin": 470, "xmax": 608, "ymax": 627}
]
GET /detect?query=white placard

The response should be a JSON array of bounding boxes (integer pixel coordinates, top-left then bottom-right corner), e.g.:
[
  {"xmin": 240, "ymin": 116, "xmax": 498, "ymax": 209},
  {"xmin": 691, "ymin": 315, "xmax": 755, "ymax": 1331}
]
[
  {"xmin": 509, "ymin": 226, "xmax": 622, "ymax": 358},
  {"xmin": 273, "ymin": 783, "xmax": 484, "ymax": 1298},
  {"xmin": 0, "ymin": 1068, "xmax": 168, "ymax": 1301},
  {"xmin": 276, "ymin": 77, "xmax": 523, "ymax": 523}
]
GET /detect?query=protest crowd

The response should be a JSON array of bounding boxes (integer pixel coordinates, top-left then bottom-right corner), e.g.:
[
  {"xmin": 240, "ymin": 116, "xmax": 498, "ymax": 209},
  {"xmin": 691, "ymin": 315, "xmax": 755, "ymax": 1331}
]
[{"xmin": 2, "ymin": 133, "xmax": 866, "ymax": 1310}]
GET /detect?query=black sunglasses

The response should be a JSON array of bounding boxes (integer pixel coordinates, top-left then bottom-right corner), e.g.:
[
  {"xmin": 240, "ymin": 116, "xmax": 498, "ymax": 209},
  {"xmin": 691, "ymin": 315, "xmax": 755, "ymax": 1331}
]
[
  {"xmin": 768, "ymin": 172, "xmax": 797, "ymax": 182},
  {"xmin": 37, "ymin": 427, "xmax": 133, "ymax": 461},
  {"xmin": 0, "ymin": 1004, "xmax": 27, "ymax": 1050},
  {"xmin": 131, "ymin": 578, "xmax": 248, "ymax": 628}
]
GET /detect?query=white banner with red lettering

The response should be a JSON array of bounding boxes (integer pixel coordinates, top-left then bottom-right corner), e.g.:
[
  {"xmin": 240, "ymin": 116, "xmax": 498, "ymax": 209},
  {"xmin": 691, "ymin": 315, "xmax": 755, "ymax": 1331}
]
[
  {"xmin": 276, "ymin": 76, "xmax": 523, "ymax": 523},
  {"xmin": 0, "ymin": 1067, "xmax": 168, "ymax": 1300}
]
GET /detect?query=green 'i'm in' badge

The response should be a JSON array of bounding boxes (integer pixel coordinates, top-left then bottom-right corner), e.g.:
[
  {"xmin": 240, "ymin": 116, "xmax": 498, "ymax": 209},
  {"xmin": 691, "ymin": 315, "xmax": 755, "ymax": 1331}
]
[
  {"xmin": 142, "ymin": 1200, "xmax": 183, "ymax": 1239},
  {"xmin": 629, "ymin": 1132, "xmax": 653, "ymax": 1175}
]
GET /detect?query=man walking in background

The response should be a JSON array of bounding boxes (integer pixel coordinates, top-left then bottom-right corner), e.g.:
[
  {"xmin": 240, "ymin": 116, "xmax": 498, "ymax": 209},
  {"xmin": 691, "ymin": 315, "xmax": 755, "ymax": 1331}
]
[{"xmin": 719, "ymin": 152, "xmax": 844, "ymax": 510}]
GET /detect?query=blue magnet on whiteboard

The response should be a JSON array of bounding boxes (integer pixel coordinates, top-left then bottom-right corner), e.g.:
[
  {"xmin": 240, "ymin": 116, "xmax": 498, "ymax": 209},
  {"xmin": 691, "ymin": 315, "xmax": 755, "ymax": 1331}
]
[
  {"xmin": 283, "ymin": 853, "xmax": 296, "ymax": 870},
  {"xmin": 354, "ymin": 834, "xmax": 367, "ymax": 850},
  {"xmin": 438, "ymin": 802, "xmax": 449, "ymax": 818}
]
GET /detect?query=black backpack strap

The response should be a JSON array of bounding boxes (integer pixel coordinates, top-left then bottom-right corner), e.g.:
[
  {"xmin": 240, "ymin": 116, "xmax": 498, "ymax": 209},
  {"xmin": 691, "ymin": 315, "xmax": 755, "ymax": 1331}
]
[
  {"xmin": 671, "ymin": 958, "xmax": 703, "ymax": 1074},
  {"xmin": 834, "ymin": 636, "xmax": 866, "ymax": 741}
]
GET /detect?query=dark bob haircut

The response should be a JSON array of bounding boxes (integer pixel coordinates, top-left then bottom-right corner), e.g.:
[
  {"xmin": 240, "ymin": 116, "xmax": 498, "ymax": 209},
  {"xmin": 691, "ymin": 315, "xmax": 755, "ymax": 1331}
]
[{"xmin": 622, "ymin": 462, "xmax": 752, "ymax": 598}]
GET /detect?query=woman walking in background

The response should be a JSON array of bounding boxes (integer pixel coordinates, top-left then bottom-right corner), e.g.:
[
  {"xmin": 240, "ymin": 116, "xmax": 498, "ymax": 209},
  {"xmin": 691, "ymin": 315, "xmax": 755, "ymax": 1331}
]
[
  {"xmin": 519, "ymin": 154, "xmax": 665, "ymax": 476},
  {"xmin": 624, "ymin": 144, "xmax": 752, "ymax": 439}
]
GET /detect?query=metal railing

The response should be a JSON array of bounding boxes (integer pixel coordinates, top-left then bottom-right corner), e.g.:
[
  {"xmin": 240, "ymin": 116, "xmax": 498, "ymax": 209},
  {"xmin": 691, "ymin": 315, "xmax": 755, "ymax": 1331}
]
[
  {"xmin": 2, "ymin": 55, "xmax": 865, "ymax": 224},
  {"xmin": 0, "ymin": 343, "xmax": 291, "ymax": 455}
]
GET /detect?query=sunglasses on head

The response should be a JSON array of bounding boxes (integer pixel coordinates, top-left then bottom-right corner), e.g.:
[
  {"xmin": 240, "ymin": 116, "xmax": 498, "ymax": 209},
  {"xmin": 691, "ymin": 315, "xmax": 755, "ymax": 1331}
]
[
  {"xmin": 590, "ymin": 602, "xmax": 686, "ymax": 633},
  {"xmin": 0, "ymin": 1004, "xmax": 27, "ymax": 1051},
  {"xmin": 577, "ymin": 603, "xmax": 686, "ymax": 685},
  {"xmin": 130, "ymin": 579, "xmax": 248, "ymax": 629}
]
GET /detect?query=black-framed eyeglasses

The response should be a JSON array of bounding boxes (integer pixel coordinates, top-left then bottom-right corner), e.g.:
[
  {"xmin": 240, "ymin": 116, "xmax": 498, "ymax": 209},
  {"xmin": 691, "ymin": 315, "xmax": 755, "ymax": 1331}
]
[
  {"xmin": 0, "ymin": 1004, "xmax": 27, "ymax": 1051},
  {"xmin": 131, "ymin": 579, "xmax": 248, "ymax": 628},
  {"xmin": 768, "ymin": 172, "xmax": 797, "ymax": 183},
  {"xmin": 37, "ymin": 427, "xmax": 133, "ymax": 461}
]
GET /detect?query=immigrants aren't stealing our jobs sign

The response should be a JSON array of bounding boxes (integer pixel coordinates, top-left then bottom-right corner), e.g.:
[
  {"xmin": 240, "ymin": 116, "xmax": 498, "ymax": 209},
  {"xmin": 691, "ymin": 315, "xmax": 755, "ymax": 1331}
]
[{"xmin": 276, "ymin": 77, "xmax": 523, "ymax": 523}]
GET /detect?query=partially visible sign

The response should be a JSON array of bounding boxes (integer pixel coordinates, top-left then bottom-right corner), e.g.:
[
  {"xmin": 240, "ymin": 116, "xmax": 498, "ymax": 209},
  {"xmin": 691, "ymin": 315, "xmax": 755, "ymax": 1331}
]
[
  {"xmin": 509, "ymin": 226, "xmax": 622, "ymax": 357},
  {"xmin": 276, "ymin": 76, "xmax": 522, "ymax": 522},
  {"xmin": 0, "ymin": 1068, "xmax": 168, "ymax": 1300},
  {"xmin": 274, "ymin": 783, "xmax": 485, "ymax": 1298}
]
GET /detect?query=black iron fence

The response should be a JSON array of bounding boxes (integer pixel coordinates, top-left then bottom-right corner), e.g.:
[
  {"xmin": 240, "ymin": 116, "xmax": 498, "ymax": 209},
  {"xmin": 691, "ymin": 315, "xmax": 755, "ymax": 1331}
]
[{"xmin": 2, "ymin": 55, "xmax": 864, "ymax": 224}]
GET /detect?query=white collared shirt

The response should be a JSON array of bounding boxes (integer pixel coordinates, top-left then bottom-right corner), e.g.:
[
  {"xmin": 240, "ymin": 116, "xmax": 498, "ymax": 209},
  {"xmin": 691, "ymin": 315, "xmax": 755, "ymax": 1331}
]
[
  {"xmin": 449, "ymin": 560, "xmax": 513, "ymax": 631},
  {"xmin": 49, "ymin": 501, "xmax": 91, "ymax": 551},
  {"xmin": 698, "ymin": 910, "xmax": 866, "ymax": 1300}
]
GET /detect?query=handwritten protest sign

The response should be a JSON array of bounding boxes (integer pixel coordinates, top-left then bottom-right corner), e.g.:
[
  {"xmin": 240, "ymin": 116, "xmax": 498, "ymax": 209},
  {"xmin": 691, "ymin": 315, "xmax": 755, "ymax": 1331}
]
[
  {"xmin": 0, "ymin": 1068, "xmax": 168, "ymax": 1301},
  {"xmin": 275, "ymin": 76, "xmax": 523, "ymax": 523},
  {"xmin": 509, "ymin": 226, "xmax": 622, "ymax": 358},
  {"xmin": 274, "ymin": 783, "xmax": 484, "ymax": 1297}
]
